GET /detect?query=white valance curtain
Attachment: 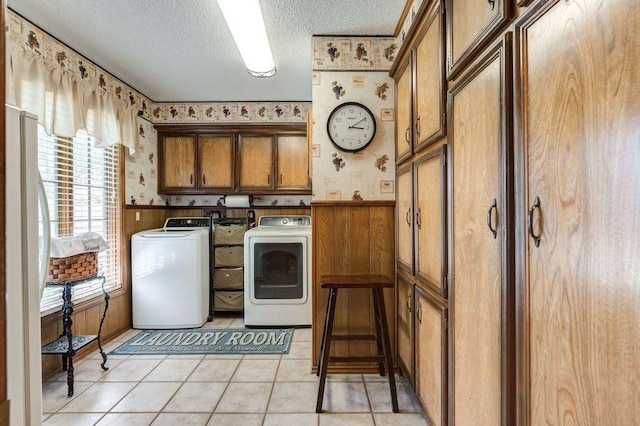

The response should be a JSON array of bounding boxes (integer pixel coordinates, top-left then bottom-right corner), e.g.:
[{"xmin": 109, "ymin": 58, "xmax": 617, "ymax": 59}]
[{"xmin": 6, "ymin": 40, "xmax": 137, "ymax": 154}]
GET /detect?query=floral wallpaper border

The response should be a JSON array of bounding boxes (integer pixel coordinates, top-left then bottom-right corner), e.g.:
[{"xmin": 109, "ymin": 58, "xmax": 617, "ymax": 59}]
[
  {"xmin": 7, "ymin": 10, "xmax": 310, "ymax": 124},
  {"xmin": 312, "ymin": 36, "xmax": 398, "ymax": 71}
]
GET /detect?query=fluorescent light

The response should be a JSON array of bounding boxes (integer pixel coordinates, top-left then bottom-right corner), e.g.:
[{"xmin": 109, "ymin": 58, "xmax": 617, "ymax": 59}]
[{"xmin": 217, "ymin": 0, "xmax": 277, "ymax": 77}]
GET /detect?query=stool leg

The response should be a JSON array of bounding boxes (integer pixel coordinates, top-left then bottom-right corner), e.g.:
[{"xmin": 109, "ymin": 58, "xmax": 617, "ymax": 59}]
[
  {"xmin": 316, "ymin": 288, "xmax": 338, "ymax": 413},
  {"xmin": 372, "ymin": 289, "xmax": 386, "ymax": 376},
  {"xmin": 317, "ymin": 288, "xmax": 333, "ymax": 377},
  {"xmin": 374, "ymin": 288, "xmax": 399, "ymax": 413}
]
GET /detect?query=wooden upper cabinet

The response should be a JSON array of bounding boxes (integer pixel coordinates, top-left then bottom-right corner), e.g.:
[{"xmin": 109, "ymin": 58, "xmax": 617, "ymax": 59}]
[
  {"xmin": 238, "ymin": 135, "xmax": 274, "ymax": 190},
  {"xmin": 446, "ymin": 0, "xmax": 510, "ymax": 79},
  {"xmin": 395, "ymin": 59, "xmax": 413, "ymax": 164},
  {"xmin": 276, "ymin": 134, "xmax": 310, "ymax": 190},
  {"xmin": 156, "ymin": 124, "xmax": 309, "ymax": 195},
  {"xmin": 413, "ymin": 1, "xmax": 446, "ymax": 152},
  {"xmin": 160, "ymin": 135, "xmax": 197, "ymax": 190},
  {"xmin": 199, "ymin": 135, "xmax": 234, "ymax": 190},
  {"xmin": 414, "ymin": 146, "xmax": 447, "ymax": 297}
]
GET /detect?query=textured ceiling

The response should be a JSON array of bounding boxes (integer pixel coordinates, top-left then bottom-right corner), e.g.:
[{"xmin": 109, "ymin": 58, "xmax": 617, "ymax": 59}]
[{"xmin": 7, "ymin": 0, "xmax": 405, "ymax": 102}]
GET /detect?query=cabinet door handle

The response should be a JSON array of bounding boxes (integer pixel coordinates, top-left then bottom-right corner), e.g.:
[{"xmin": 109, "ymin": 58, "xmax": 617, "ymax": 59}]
[
  {"xmin": 267, "ymin": 174, "xmax": 271, "ymax": 184},
  {"xmin": 279, "ymin": 174, "xmax": 283, "ymax": 184},
  {"xmin": 405, "ymin": 127, "xmax": 411, "ymax": 145},
  {"xmin": 405, "ymin": 208, "xmax": 412, "ymax": 226},
  {"xmin": 406, "ymin": 294, "xmax": 412, "ymax": 313},
  {"xmin": 416, "ymin": 208, "xmax": 422, "ymax": 229},
  {"xmin": 417, "ymin": 302, "xmax": 422, "ymax": 324},
  {"xmin": 527, "ymin": 196, "xmax": 542, "ymax": 247},
  {"xmin": 487, "ymin": 0, "xmax": 495, "ymax": 10},
  {"xmin": 487, "ymin": 198, "xmax": 498, "ymax": 239},
  {"xmin": 202, "ymin": 174, "xmax": 206, "ymax": 185},
  {"xmin": 415, "ymin": 116, "xmax": 421, "ymax": 137},
  {"xmin": 190, "ymin": 174, "xmax": 193, "ymax": 185}
]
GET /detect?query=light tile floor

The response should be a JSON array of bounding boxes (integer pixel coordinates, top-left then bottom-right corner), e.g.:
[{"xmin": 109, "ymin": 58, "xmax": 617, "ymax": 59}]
[{"xmin": 42, "ymin": 314, "xmax": 428, "ymax": 425}]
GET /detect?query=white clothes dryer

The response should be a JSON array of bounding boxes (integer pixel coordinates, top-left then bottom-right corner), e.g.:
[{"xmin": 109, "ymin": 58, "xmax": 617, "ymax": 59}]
[{"xmin": 244, "ymin": 215, "xmax": 311, "ymax": 327}]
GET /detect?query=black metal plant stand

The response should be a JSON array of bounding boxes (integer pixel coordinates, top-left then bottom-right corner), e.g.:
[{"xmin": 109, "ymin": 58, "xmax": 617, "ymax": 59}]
[{"xmin": 41, "ymin": 274, "xmax": 110, "ymax": 397}]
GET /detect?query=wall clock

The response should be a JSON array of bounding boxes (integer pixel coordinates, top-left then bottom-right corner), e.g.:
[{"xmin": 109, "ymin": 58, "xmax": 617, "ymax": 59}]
[{"xmin": 326, "ymin": 102, "xmax": 377, "ymax": 152}]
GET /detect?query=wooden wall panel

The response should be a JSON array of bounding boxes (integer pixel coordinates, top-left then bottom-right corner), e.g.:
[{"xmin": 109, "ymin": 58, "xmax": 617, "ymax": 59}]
[{"xmin": 311, "ymin": 201, "xmax": 395, "ymax": 373}]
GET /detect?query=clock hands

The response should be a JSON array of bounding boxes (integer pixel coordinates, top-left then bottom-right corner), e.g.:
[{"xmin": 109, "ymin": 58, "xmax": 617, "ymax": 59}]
[{"xmin": 348, "ymin": 117, "xmax": 367, "ymax": 130}]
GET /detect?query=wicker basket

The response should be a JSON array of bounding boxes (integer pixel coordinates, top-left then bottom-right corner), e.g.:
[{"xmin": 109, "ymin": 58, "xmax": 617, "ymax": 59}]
[{"xmin": 46, "ymin": 252, "xmax": 98, "ymax": 284}]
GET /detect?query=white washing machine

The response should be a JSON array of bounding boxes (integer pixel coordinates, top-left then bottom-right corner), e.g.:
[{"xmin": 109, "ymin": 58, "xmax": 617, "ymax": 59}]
[
  {"xmin": 244, "ymin": 215, "xmax": 311, "ymax": 327},
  {"xmin": 132, "ymin": 217, "xmax": 211, "ymax": 329}
]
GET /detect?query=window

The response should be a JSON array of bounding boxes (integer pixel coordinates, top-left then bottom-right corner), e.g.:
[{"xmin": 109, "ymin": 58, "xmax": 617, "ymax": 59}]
[{"xmin": 38, "ymin": 126, "xmax": 122, "ymax": 315}]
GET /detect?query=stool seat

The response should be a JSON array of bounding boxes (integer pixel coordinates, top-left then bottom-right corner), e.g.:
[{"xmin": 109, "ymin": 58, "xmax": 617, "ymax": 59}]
[
  {"xmin": 316, "ymin": 273, "xmax": 399, "ymax": 413},
  {"xmin": 320, "ymin": 274, "xmax": 395, "ymax": 289}
]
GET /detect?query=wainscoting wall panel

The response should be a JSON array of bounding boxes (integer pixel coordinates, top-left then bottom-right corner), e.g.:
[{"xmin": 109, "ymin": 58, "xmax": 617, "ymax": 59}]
[{"xmin": 311, "ymin": 201, "xmax": 395, "ymax": 373}]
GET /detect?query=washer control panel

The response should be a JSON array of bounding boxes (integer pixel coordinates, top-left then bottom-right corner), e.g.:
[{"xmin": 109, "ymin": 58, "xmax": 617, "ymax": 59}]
[{"xmin": 164, "ymin": 217, "xmax": 211, "ymax": 229}]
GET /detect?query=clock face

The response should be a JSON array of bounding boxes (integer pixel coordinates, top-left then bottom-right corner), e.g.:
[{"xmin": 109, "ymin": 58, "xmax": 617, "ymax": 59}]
[{"xmin": 326, "ymin": 102, "xmax": 377, "ymax": 152}]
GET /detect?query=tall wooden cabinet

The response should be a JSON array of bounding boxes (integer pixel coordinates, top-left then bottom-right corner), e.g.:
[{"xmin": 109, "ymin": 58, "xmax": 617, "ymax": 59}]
[
  {"xmin": 448, "ymin": 35, "xmax": 513, "ymax": 426},
  {"xmin": 394, "ymin": 0, "xmax": 639, "ymax": 423},
  {"xmin": 392, "ymin": 1, "xmax": 449, "ymax": 418},
  {"xmin": 515, "ymin": 1, "xmax": 640, "ymax": 424}
]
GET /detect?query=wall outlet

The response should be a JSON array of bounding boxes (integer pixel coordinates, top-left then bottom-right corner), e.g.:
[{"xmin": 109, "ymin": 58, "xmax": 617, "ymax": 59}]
[{"xmin": 135, "ymin": 211, "xmax": 141, "ymax": 221}]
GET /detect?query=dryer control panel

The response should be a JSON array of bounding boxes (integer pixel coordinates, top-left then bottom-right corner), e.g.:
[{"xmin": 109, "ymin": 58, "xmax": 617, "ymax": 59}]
[{"xmin": 258, "ymin": 215, "xmax": 311, "ymax": 227}]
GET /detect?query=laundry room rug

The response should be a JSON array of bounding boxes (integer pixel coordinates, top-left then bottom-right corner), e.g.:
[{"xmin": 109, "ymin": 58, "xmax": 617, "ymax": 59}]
[{"xmin": 109, "ymin": 328, "xmax": 293, "ymax": 355}]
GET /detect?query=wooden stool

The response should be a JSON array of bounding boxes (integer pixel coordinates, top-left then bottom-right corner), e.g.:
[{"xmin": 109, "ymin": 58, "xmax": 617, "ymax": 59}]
[{"xmin": 316, "ymin": 274, "xmax": 399, "ymax": 413}]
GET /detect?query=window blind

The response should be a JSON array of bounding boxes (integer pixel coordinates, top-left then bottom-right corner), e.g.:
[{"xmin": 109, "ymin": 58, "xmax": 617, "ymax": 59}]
[{"xmin": 38, "ymin": 126, "xmax": 122, "ymax": 315}]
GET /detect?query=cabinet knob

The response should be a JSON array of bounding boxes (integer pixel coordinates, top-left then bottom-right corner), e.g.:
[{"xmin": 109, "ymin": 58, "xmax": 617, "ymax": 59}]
[
  {"xmin": 486, "ymin": 198, "xmax": 498, "ymax": 239},
  {"xmin": 527, "ymin": 196, "xmax": 542, "ymax": 247}
]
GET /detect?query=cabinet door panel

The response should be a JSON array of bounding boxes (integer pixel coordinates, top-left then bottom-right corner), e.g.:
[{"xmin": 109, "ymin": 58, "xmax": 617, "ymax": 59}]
[
  {"xmin": 161, "ymin": 135, "xmax": 196, "ymax": 189},
  {"xmin": 200, "ymin": 135, "xmax": 234, "ymax": 190},
  {"xmin": 446, "ymin": 0, "xmax": 509, "ymax": 79},
  {"xmin": 449, "ymin": 36, "xmax": 512, "ymax": 425},
  {"xmin": 277, "ymin": 135, "xmax": 309, "ymax": 189},
  {"xmin": 396, "ymin": 164, "xmax": 414, "ymax": 275},
  {"xmin": 518, "ymin": 1, "xmax": 640, "ymax": 423},
  {"xmin": 414, "ymin": 1, "xmax": 446, "ymax": 152},
  {"xmin": 239, "ymin": 135, "xmax": 273, "ymax": 189},
  {"xmin": 415, "ymin": 288, "xmax": 447, "ymax": 425},
  {"xmin": 397, "ymin": 273, "xmax": 414, "ymax": 385},
  {"xmin": 414, "ymin": 147, "xmax": 446, "ymax": 295},
  {"xmin": 395, "ymin": 60, "xmax": 413, "ymax": 163}
]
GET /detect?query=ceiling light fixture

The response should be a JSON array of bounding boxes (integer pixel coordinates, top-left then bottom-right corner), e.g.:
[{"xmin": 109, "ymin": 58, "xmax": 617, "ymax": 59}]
[{"xmin": 216, "ymin": 0, "xmax": 277, "ymax": 78}]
